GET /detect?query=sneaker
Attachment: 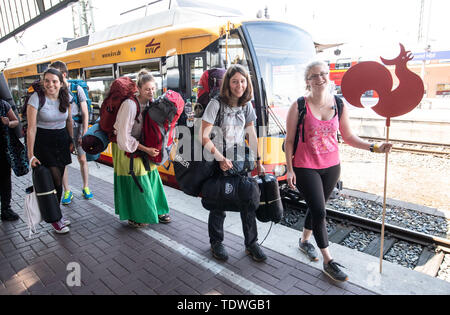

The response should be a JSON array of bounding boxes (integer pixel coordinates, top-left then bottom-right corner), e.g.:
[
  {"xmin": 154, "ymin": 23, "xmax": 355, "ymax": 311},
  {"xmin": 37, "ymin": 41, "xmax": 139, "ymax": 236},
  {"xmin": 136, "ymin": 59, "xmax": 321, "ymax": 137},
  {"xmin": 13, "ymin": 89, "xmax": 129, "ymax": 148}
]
[
  {"xmin": 299, "ymin": 240, "xmax": 319, "ymax": 261},
  {"xmin": 51, "ymin": 221, "xmax": 70, "ymax": 234},
  {"xmin": 82, "ymin": 187, "xmax": 93, "ymax": 200},
  {"xmin": 1, "ymin": 208, "xmax": 20, "ymax": 221},
  {"xmin": 211, "ymin": 242, "xmax": 229, "ymax": 261},
  {"xmin": 323, "ymin": 260, "xmax": 349, "ymax": 282},
  {"xmin": 63, "ymin": 218, "xmax": 71, "ymax": 226},
  {"xmin": 62, "ymin": 191, "xmax": 73, "ymax": 205},
  {"xmin": 245, "ymin": 243, "xmax": 267, "ymax": 262}
]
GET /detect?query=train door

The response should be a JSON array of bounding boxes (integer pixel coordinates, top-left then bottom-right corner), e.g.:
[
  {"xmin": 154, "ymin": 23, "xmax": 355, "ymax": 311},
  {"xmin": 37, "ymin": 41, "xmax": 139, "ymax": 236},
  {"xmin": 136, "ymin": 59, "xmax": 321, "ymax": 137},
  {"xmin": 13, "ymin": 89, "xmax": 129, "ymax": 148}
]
[{"xmin": 184, "ymin": 53, "xmax": 206, "ymax": 100}]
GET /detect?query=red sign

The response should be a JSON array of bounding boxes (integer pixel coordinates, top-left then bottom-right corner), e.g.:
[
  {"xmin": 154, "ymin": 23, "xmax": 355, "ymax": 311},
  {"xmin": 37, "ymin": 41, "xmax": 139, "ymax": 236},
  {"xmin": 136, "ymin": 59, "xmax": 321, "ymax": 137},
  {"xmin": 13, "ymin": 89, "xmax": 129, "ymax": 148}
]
[{"xmin": 341, "ymin": 44, "xmax": 424, "ymax": 120}]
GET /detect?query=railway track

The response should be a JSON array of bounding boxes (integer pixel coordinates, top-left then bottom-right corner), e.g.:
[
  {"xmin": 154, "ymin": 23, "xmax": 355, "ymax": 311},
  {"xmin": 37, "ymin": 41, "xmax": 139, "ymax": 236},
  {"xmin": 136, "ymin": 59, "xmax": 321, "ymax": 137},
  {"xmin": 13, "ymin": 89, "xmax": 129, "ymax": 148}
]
[
  {"xmin": 359, "ymin": 136, "xmax": 450, "ymax": 157},
  {"xmin": 280, "ymin": 187, "xmax": 450, "ymax": 280}
]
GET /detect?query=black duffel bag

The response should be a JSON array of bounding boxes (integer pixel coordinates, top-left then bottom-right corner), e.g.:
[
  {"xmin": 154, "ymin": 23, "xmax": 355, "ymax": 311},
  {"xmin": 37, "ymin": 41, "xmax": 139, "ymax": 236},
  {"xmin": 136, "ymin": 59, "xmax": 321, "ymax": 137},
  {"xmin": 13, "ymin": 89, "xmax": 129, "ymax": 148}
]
[
  {"xmin": 32, "ymin": 165, "xmax": 62, "ymax": 223},
  {"xmin": 255, "ymin": 174, "xmax": 283, "ymax": 223},
  {"xmin": 173, "ymin": 128, "xmax": 218, "ymax": 197},
  {"xmin": 201, "ymin": 174, "xmax": 260, "ymax": 212},
  {"xmin": 223, "ymin": 143, "xmax": 256, "ymax": 176}
]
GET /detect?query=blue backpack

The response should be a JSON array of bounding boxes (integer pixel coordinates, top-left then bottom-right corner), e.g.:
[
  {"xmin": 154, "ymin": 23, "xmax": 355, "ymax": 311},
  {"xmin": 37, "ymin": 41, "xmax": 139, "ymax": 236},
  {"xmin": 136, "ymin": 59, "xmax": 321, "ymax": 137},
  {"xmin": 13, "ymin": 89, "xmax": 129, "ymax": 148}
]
[{"xmin": 68, "ymin": 79, "xmax": 92, "ymax": 123}]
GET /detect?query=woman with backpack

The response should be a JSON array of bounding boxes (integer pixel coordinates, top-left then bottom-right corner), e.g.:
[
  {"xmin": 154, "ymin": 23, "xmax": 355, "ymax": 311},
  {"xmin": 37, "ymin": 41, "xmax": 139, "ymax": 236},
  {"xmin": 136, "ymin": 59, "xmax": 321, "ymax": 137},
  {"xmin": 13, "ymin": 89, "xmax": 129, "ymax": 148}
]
[
  {"xmin": 27, "ymin": 68, "xmax": 73, "ymax": 234},
  {"xmin": 201, "ymin": 64, "xmax": 267, "ymax": 262},
  {"xmin": 284, "ymin": 60, "xmax": 392, "ymax": 282},
  {"xmin": 112, "ymin": 70, "xmax": 170, "ymax": 228}
]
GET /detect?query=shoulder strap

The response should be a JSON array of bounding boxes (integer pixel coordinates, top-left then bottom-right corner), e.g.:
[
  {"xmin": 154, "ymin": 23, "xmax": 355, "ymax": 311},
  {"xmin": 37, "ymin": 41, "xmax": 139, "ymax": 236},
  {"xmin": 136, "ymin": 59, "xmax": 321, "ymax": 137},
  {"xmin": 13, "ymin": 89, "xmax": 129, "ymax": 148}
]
[
  {"xmin": 296, "ymin": 97, "xmax": 306, "ymax": 142},
  {"xmin": 334, "ymin": 95, "xmax": 344, "ymax": 120},
  {"xmin": 212, "ymin": 96, "xmax": 224, "ymax": 127}
]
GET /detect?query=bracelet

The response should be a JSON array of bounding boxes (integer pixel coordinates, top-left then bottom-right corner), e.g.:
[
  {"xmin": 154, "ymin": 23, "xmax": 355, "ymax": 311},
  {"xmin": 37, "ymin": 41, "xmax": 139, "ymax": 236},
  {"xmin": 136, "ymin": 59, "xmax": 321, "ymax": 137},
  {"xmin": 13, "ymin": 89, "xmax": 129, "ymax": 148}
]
[
  {"xmin": 374, "ymin": 143, "xmax": 381, "ymax": 153},
  {"xmin": 369, "ymin": 144, "xmax": 375, "ymax": 152},
  {"xmin": 29, "ymin": 156, "xmax": 36, "ymax": 165}
]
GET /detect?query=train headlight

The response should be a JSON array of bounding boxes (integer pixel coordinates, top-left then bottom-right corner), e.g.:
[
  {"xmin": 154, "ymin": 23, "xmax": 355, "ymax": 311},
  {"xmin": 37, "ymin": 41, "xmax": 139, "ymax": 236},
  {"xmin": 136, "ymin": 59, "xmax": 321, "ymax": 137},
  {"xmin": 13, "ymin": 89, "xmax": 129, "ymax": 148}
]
[{"xmin": 273, "ymin": 164, "xmax": 287, "ymax": 177}]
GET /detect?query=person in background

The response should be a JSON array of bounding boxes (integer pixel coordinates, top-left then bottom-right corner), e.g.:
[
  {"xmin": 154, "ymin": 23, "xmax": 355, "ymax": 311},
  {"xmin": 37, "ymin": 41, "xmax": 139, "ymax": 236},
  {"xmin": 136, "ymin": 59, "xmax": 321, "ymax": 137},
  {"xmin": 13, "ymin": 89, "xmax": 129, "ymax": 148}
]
[
  {"xmin": 0, "ymin": 99, "xmax": 20, "ymax": 221},
  {"xmin": 27, "ymin": 68, "xmax": 73, "ymax": 234},
  {"xmin": 112, "ymin": 70, "xmax": 171, "ymax": 228},
  {"xmin": 201, "ymin": 64, "xmax": 267, "ymax": 262},
  {"xmin": 49, "ymin": 61, "xmax": 93, "ymax": 205},
  {"xmin": 284, "ymin": 60, "xmax": 392, "ymax": 282}
]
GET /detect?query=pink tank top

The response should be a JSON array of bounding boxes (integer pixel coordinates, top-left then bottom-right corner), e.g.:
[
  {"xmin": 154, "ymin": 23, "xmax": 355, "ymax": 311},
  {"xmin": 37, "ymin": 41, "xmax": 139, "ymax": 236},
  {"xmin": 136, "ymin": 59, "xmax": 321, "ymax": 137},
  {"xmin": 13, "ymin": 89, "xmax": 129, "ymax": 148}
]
[{"xmin": 293, "ymin": 101, "xmax": 340, "ymax": 169}]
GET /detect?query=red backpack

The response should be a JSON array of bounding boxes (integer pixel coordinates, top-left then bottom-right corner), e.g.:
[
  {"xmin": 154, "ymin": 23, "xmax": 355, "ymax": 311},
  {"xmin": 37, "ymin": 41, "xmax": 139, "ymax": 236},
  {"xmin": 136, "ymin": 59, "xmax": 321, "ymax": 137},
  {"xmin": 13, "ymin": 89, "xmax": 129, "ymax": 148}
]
[
  {"xmin": 138, "ymin": 90, "xmax": 184, "ymax": 165},
  {"xmin": 127, "ymin": 90, "xmax": 184, "ymax": 193},
  {"xmin": 99, "ymin": 76, "xmax": 139, "ymax": 142},
  {"xmin": 197, "ymin": 68, "xmax": 226, "ymax": 109}
]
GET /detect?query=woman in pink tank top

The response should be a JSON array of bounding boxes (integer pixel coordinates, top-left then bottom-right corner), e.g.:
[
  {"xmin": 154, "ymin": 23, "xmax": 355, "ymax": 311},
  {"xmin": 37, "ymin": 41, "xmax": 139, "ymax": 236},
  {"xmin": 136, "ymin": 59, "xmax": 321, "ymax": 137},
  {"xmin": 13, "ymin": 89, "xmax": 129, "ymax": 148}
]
[{"xmin": 284, "ymin": 61, "xmax": 392, "ymax": 282}]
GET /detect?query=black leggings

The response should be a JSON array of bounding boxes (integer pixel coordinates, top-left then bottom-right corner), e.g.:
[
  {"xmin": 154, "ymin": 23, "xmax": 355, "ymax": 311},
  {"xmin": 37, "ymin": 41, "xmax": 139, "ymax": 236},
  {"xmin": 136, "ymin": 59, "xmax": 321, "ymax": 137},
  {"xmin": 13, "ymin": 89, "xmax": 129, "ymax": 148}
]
[
  {"xmin": 48, "ymin": 166, "xmax": 65, "ymax": 203},
  {"xmin": 294, "ymin": 164, "xmax": 341, "ymax": 249}
]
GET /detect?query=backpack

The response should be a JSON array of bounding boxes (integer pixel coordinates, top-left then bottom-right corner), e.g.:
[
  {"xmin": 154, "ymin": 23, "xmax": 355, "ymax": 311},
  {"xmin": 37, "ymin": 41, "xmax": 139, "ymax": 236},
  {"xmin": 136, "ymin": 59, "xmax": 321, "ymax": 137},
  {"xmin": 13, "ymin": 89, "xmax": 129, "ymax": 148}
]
[
  {"xmin": 196, "ymin": 68, "xmax": 226, "ymax": 116},
  {"xmin": 282, "ymin": 95, "xmax": 344, "ymax": 154},
  {"xmin": 68, "ymin": 79, "xmax": 92, "ymax": 124},
  {"xmin": 99, "ymin": 76, "xmax": 140, "ymax": 143},
  {"xmin": 21, "ymin": 80, "xmax": 46, "ymax": 119},
  {"xmin": 137, "ymin": 90, "xmax": 184, "ymax": 165}
]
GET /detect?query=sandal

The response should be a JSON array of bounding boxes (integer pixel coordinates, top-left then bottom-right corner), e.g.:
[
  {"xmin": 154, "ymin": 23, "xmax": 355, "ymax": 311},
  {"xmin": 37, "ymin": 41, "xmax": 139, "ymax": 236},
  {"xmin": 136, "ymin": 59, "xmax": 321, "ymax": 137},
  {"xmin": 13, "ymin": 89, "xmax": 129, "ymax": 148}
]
[
  {"xmin": 158, "ymin": 214, "xmax": 171, "ymax": 224},
  {"xmin": 128, "ymin": 220, "xmax": 149, "ymax": 228}
]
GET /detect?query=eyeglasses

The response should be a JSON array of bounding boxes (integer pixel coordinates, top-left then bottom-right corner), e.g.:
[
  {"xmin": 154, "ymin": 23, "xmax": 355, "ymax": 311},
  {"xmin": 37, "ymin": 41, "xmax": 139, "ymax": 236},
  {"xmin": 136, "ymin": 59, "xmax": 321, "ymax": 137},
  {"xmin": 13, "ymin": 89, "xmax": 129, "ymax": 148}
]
[{"xmin": 307, "ymin": 72, "xmax": 329, "ymax": 80}]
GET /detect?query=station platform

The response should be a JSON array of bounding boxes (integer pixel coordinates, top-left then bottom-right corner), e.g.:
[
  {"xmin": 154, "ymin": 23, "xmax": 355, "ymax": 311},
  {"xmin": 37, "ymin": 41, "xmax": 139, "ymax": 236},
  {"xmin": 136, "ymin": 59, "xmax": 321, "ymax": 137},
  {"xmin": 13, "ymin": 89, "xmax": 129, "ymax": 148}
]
[{"xmin": 1, "ymin": 159, "xmax": 449, "ymax": 296}]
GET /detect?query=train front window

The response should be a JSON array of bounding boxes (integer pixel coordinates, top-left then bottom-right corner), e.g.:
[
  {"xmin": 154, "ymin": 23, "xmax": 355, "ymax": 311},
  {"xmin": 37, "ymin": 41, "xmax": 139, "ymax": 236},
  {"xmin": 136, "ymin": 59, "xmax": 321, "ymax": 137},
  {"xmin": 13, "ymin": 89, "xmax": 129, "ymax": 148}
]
[{"xmin": 243, "ymin": 21, "xmax": 316, "ymax": 135}]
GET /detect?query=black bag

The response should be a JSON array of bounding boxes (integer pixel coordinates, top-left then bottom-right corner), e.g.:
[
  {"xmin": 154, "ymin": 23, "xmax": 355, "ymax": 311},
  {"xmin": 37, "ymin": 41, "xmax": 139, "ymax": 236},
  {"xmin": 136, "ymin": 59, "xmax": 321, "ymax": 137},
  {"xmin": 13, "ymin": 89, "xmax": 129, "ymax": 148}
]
[
  {"xmin": 0, "ymin": 99, "xmax": 29, "ymax": 176},
  {"xmin": 255, "ymin": 174, "xmax": 283, "ymax": 223},
  {"xmin": 201, "ymin": 174, "xmax": 260, "ymax": 212},
  {"xmin": 32, "ymin": 165, "xmax": 62, "ymax": 223},
  {"xmin": 173, "ymin": 128, "xmax": 218, "ymax": 197},
  {"xmin": 224, "ymin": 143, "xmax": 256, "ymax": 176}
]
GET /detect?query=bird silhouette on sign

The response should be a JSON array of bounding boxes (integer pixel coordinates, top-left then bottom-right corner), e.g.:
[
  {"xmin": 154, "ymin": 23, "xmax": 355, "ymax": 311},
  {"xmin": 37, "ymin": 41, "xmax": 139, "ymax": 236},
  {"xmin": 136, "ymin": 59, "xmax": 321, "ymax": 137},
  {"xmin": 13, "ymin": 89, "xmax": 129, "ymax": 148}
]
[{"xmin": 341, "ymin": 44, "xmax": 424, "ymax": 119}]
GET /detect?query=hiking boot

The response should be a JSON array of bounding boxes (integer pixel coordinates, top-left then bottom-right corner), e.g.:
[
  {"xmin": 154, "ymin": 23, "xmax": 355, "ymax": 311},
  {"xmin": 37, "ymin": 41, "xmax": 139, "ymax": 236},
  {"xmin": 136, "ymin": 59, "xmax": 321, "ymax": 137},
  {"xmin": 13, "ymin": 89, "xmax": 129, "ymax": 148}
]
[
  {"xmin": 1, "ymin": 208, "xmax": 19, "ymax": 221},
  {"xmin": 211, "ymin": 242, "xmax": 229, "ymax": 261},
  {"xmin": 82, "ymin": 187, "xmax": 93, "ymax": 200},
  {"xmin": 323, "ymin": 260, "xmax": 349, "ymax": 282},
  {"xmin": 245, "ymin": 243, "xmax": 267, "ymax": 262},
  {"xmin": 62, "ymin": 191, "xmax": 73, "ymax": 205},
  {"xmin": 299, "ymin": 239, "xmax": 319, "ymax": 261}
]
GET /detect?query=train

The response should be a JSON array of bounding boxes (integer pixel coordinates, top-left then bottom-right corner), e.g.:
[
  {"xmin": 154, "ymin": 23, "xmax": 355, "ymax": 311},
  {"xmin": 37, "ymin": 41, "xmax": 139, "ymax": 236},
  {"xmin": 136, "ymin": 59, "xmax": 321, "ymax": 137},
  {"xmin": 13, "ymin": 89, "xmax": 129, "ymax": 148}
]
[{"xmin": 1, "ymin": 6, "xmax": 317, "ymax": 190}]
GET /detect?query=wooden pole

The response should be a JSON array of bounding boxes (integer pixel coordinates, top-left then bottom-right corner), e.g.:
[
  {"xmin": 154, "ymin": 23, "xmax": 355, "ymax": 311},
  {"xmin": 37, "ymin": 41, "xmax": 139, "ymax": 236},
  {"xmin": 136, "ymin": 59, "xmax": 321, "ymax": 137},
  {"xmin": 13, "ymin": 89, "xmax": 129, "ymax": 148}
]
[{"xmin": 379, "ymin": 118, "xmax": 391, "ymax": 273}]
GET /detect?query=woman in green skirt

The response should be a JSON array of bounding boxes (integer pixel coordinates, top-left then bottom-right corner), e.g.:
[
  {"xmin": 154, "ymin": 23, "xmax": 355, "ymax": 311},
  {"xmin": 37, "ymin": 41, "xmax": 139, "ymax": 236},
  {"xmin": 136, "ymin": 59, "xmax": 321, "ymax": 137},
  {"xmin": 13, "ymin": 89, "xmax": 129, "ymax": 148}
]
[{"xmin": 112, "ymin": 70, "xmax": 170, "ymax": 227}]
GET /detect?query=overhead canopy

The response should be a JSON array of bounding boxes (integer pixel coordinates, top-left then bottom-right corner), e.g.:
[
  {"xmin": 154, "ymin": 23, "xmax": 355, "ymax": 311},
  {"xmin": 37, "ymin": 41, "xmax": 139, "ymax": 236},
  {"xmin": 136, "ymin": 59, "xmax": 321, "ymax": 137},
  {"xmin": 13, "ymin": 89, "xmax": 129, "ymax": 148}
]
[{"xmin": 0, "ymin": 0, "xmax": 78, "ymax": 44}]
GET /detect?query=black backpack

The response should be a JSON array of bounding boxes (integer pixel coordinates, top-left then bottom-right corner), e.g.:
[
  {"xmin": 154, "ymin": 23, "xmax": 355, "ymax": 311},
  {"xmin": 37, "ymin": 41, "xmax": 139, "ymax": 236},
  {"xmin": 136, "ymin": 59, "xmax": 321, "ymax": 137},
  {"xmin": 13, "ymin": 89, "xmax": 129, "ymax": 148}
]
[{"xmin": 283, "ymin": 95, "xmax": 344, "ymax": 154}]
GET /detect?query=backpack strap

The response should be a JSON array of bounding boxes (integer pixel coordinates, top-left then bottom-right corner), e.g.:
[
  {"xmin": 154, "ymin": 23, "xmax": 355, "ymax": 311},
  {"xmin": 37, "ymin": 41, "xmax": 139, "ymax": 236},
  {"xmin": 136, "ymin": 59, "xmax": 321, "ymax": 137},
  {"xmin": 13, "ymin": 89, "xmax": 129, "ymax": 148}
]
[
  {"xmin": 295, "ymin": 97, "xmax": 306, "ymax": 143},
  {"xmin": 334, "ymin": 95, "xmax": 344, "ymax": 120}
]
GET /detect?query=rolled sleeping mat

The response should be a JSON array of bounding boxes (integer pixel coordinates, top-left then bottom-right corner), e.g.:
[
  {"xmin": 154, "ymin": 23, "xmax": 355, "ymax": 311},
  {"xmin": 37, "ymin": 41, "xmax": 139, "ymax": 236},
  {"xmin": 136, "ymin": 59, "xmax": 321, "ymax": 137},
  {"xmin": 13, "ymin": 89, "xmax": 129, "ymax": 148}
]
[
  {"xmin": 81, "ymin": 120, "xmax": 109, "ymax": 155},
  {"xmin": 86, "ymin": 152, "xmax": 100, "ymax": 162},
  {"xmin": 32, "ymin": 165, "xmax": 62, "ymax": 223},
  {"xmin": 255, "ymin": 174, "xmax": 283, "ymax": 223}
]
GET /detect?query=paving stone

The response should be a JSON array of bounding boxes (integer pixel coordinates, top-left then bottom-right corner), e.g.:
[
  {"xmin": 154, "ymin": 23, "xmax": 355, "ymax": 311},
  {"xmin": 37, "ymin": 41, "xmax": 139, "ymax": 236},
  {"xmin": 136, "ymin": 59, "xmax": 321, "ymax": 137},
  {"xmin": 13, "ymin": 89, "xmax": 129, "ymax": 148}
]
[{"xmin": 0, "ymin": 166, "xmax": 377, "ymax": 296}]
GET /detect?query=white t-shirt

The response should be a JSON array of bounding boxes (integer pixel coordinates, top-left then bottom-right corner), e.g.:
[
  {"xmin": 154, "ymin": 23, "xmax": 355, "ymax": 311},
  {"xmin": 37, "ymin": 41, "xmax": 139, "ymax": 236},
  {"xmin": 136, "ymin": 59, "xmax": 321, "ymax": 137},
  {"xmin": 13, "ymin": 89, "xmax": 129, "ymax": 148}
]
[
  {"xmin": 202, "ymin": 98, "xmax": 257, "ymax": 152},
  {"xmin": 28, "ymin": 92, "xmax": 68, "ymax": 130}
]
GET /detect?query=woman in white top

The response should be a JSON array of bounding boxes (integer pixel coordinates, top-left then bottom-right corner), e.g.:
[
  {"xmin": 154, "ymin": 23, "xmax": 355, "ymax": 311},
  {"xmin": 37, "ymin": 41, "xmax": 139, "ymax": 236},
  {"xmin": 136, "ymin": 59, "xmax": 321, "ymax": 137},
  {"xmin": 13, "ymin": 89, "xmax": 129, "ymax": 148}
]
[
  {"xmin": 26, "ymin": 68, "xmax": 73, "ymax": 234},
  {"xmin": 112, "ymin": 70, "xmax": 170, "ymax": 227}
]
